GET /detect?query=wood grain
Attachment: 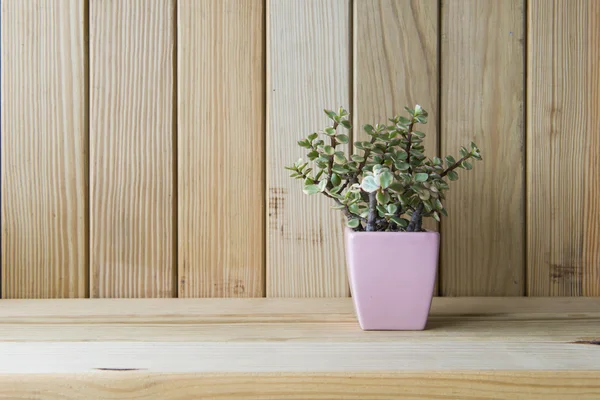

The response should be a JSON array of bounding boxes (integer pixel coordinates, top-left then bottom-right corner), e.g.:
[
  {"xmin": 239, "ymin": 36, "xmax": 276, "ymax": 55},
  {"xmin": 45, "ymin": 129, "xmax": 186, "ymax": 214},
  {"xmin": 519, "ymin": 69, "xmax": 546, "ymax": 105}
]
[
  {"xmin": 528, "ymin": 0, "xmax": 600, "ymax": 296},
  {"xmin": 2, "ymin": 372, "xmax": 599, "ymax": 400},
  {"xmin": 584, "ymin": 1, "xmax": 600, "ymax": 295},
  {"xmin": 0, "ymin": 0, "xmax": 87, "ymax": 298},
  {"xmin": 0, "ymin": 298, "xmax": 598, "ymax": 342},
  {"xmin": 267, "ymin": 0, "xmax": 351, "ymax": 297},
  {"xmin": 0, "ymin": 298, "xmax": 599, "ymax": 400},
  {"xmin": 353, "ymin": 0, "xmax": 439, "ymax": 234},
  {"xmin": 90, "ymin": 0, "xmax": 175, "ymax": 298},
  {"xmin": 177, "ymin": 0, "xmax": 265, "ymax": 298},
  {"xmin": 1, "ymin": 342, "xmax": 599, "ymax": 373},
  {"xmin": 440, "ymin": 0, "xmax": 525, "ymax": 296}
]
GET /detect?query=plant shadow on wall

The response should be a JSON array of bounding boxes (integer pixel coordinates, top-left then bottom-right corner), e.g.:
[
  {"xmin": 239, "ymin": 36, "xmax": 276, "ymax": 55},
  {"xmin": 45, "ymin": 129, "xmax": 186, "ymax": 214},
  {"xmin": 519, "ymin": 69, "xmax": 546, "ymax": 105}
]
[
  {"xmin": 285, "ymin": 105, "xmax": 483, "ymax": 331},
  {"xmin": 285, "ymin": 106, "xmax": 483, "ymax": 232}
]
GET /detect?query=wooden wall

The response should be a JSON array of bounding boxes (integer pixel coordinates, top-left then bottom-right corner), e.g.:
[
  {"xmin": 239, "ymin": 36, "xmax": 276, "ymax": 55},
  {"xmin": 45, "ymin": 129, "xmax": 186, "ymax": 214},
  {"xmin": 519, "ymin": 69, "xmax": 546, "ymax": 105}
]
[{"xmin": 1, "ymin": 0, "xmax": 598, "ymax": 298}]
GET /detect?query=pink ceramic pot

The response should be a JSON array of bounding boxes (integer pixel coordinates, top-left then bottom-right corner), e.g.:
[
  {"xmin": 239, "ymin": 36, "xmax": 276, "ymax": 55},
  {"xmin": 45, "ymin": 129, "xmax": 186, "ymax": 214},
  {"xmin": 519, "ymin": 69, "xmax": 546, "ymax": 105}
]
[{"xmin": 344, "ymin": 228, "xmax": 440, "ymax": 330}]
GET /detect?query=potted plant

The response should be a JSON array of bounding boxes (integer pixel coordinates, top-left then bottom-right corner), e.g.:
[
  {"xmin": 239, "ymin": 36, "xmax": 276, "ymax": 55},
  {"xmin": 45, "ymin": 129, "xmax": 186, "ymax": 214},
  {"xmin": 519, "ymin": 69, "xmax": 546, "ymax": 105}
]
[{"xmin": 285, "ymin": 105, "xmax": 482, "ymax": 330}]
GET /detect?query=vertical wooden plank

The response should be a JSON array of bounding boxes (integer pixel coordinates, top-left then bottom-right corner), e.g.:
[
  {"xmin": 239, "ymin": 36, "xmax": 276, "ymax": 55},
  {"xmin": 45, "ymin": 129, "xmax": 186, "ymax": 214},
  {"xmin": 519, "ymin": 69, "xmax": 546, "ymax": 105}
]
[
  {"xmin": 267, "ymin": 0, "xmax": 350, "ymax": 297},
  {"xmin": 583, "ymin": 0, "xmax": 600, "ymax": 296},
  {"xmin": 178, "ymin": 0, "xmax": 265, "ymax": 297},
  {"xmin": 441, "ymin": 0, "xmax": 525, "ymax": 296},
  {"xmin": 528, "ymin": 0, "xmax": 600, "ymax": 296},
  {"xmin": 90, "ymin": 0, "xmax": 175, "ymax": 298},
  {"xmin": 1, "ymin": 0, "xmax": 87, "ymax": 298},
  {"xmin": 353, "ymin": 0, "xmax": 439, "ymax": 292}
]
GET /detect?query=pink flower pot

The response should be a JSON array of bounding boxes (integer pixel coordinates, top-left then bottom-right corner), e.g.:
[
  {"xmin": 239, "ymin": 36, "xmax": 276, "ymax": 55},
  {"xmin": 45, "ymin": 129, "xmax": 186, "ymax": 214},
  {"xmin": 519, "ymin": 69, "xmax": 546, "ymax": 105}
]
[{"xmin": 344, "ymin": 228, "xmax": 440, "ymax": 330}]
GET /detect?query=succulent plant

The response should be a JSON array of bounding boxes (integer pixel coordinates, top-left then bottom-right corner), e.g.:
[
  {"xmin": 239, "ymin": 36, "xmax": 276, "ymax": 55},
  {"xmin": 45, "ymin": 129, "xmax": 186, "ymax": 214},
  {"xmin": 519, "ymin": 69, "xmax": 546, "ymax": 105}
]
[{"xmin": 285, "ymin": 105, "xmax": 482, "ymax": 232}]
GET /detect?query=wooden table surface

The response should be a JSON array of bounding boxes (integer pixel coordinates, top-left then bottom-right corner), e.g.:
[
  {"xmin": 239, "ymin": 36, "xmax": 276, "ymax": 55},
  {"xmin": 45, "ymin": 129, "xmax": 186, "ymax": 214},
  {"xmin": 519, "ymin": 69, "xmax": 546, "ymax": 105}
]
[{"xmin": 0, "ymin": 297, "xmax": 599, "ymax": 399}]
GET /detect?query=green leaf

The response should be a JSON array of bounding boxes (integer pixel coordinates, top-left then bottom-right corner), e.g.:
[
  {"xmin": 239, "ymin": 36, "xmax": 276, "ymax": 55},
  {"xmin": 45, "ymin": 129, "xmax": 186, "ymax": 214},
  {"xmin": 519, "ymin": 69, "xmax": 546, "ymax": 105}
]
[
  {"xmin": 462, "ymin": 161, "xmax": 473, "ymax": 170},
  {"xmin": 303, "ymin": 184, "xmax": 320, "ymax": 195},
  {"xmin": 297, "ymin": 139, "xmax": 311, "ymax": 148},
  {"xmin": 445, "ymin": 155, "xmax": 456, "ymax": 166},
  {"xmin": 340, "ymin": 120, "xmax": 352, "ymax": 129},
  {"xmin": 432, "ymin": 157, "xmax": 442, "ymax": 165},
  {"xmin": 423, "ymin": 199, "xmax": 433, "ymax": 212},
  {"xmin": 414, "ymin": 173, "xmax": 428, "ymax": 182},
  {"xmin": 398, "ymin": 116, "xmax": 411, "ymax": 125},
  {"xmin": 435, "ymin": 198, "xmax": 444, "ymax": 210},
  {"xmin": 387, "ymin": 204, "xmax": 398, "ymax": 215},
  {"xmin": 322, "ymin": 145, "xmax": 335, "ymax": 155},
  {"xmin": 447, "ymin": 170, "xmax": 459, "ymax": 181},
  {"xmin": 331, "ymin": 173, "xmax": 342, "ymax": 186},
  {"xmin": 414, "ymin": 104, "xmax": 424, "ymax": 116},
  {"xmin": 379, "ymin": 171, "xmax": 394, "ymax": 189},
  {"xmin": 388, "ymin": 182, "xmax": 405, "ymax": 193},
  {"xmin": 307, "ymin": 151, "xmax": 319, "ymax": 161},
  {"xmin": 346, "ymin": 218, "xmax": 360, "ymax": 229},
  {"xmin": 324, "ymin": 109, "xmax": 337, "ymax": 120},
  {"xmin": 351, "ymin": 154, "xmax": 365, "ymax": 163},
  {"xmin": 333, "ymin": 154, "xmax": 346, "ymax": 164},
  {"xmin": 413, "ymin": 131, "xmax": 426, "ymax": 138},
  {"xmin": 330, "ymin": 185, "xmax": 343, "ymax": 194},
  {"xmin": 410, "ymin": 149, "xmax": 425, "ymax": 159},
  {"xmin": 397, "ymin": 151, "xmax": 408, "ymax": 161},
  {"xmin": 390, "ymin": 216, "xmax": 409, "ymax": 228},
  {"xmin": 415, "ymin": 115, "xmax": 428, "ymax": 124},
  {"xmin": 432, "ymin": 211, "xmax": 440, "ymax": 222},
  {"xmin": 318, "ymin": 180, "xmax": 328, "ymax": 192},
  {"xmin": 331, "ymin": 164, "xmax": 349, "ymax": 175},
  {"xmin": 459, "ymin": 147, "xmax": 469, "ymax": 158},
  {"xmin": 377, "ymin": 191, "xmax": 390, "ymax": 205},
  {"xmin": 404, "ymin": 106, "xmax": 415, "ymax": 115},
  {"xmin": 308, "ymin": 132, "xmax": 319, "ymax": 141},
  {"xmin": 440, "ymin": 208, "xmax": 448, "ymax": 217},
  {"xmin": 354, "ymin": 141, "xmax": 365, "ymax": 150},
  {"xmin": 360, "ymin": 176, "xmax": 380, "ymax": 193},
  {"xmin": 324, "ymin": 127, "xmax": 336, "ymax": 136},
  {"xmin": 419, "ymin": 190, "xmax": 431, "ymax": 201},
  {"xmin": 363, "ymin": 124, "xmax": 375, "ymax": 135},
  {"xmin": 336, "ymin": 134, "xmax": 349, "ymax": 144}
]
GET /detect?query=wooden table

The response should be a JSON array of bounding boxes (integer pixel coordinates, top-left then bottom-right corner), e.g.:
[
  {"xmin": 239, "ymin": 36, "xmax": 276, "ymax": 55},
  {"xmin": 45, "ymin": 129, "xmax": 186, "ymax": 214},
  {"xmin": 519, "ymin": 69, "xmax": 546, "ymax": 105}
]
[{"xmin": 0, "ymin": 297, "xmax": 599, "ymax": 399}]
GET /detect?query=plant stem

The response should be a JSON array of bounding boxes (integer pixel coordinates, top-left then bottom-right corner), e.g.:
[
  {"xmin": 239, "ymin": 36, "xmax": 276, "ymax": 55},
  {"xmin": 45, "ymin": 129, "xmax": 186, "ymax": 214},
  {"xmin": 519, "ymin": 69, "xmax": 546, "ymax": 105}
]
[
  {"xmin": 326, "ymin": 122, "xmax": 339, "ymax": 189},
  {"xmin": 407, "ymin": 203, "xmax": 423, "ymax": 232},
  {"xmin": 405, "ymin": 121, "xmax": 415, "ymax": 173},
  {"xmin": 366, "ymin": 192, "xmax": 378, "ymax": 231},
  {"xmin": 440, "ymin": 154, "xmax": 471, "ymax": 178}
]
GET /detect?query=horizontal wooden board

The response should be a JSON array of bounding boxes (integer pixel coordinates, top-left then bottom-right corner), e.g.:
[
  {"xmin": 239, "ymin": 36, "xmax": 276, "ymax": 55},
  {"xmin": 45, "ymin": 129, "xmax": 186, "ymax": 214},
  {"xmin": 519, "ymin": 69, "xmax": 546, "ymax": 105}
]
[
  {"xmin": 2, "ymin": 372, "xmax": 599, "ymax": 400},
  {"xmin": 0, "ymin": 298, "xmax": 598, "ymax": 343},
  {"xmin": 1, "ymin": 341, "xmax": 599, "ymax": 373}
]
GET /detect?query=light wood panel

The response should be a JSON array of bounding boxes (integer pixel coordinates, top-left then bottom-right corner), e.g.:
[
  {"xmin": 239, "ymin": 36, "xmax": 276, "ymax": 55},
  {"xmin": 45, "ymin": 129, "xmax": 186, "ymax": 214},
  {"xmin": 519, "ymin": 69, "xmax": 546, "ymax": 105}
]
[
  {"xmin": 440, "ymin": 0, "xmax": 525, "ymax": 296},
  {"xmin": 0, "ymin": 297, "xmax": 599, "ymax": 342},
  {"xmin": 528, "ymin": 0, "xmax": 600, "ymax": 296},
  {"xmin": 178, "ymin": 0, "xmax": 265, "ymax": 298},
  {"xmin": 90, "ymin": 0, "xmax": 175, "ymax": 298},
  {"xmin": 584, "ymin": 1, "xmax": 600, "ymax": 295},
  {"xmin": 2, "ymin": 372, "xmax": 600, "ymax": 400},
  {"xmin": 0, "ymin": 0, "xmax": 87, "ymax": 298},
  {"xmin": 267, "ymin": 0, "xmax": 350, "ymax": 297}
]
